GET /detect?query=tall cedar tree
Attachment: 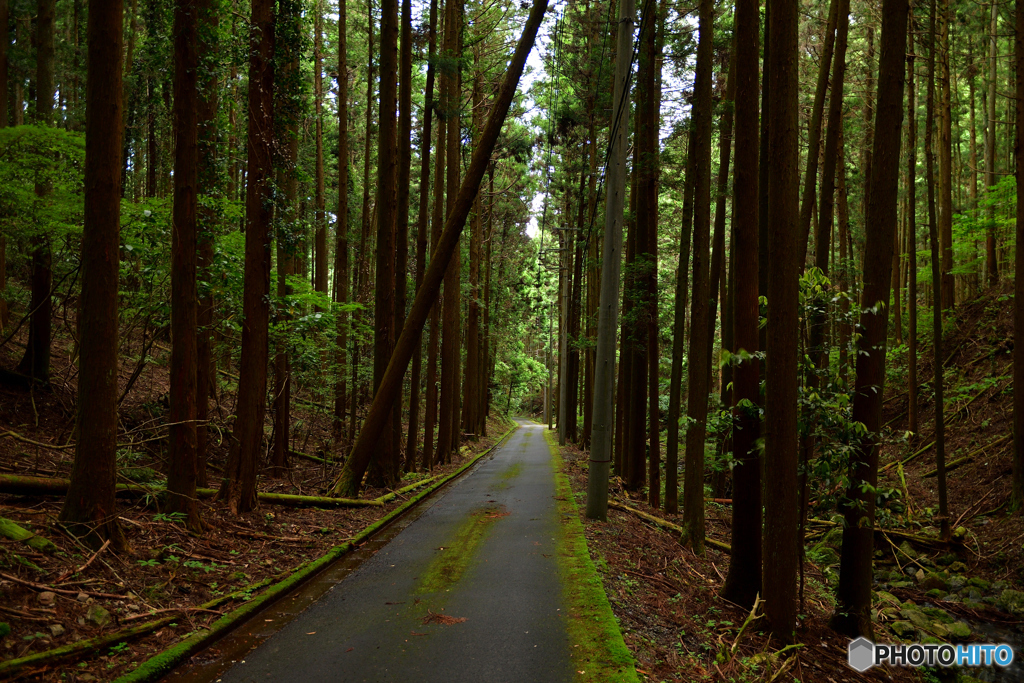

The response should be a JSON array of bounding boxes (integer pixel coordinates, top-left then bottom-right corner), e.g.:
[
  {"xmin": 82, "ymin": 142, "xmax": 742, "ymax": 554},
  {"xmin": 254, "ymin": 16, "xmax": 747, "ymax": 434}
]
[
  {"xmin": 195, "ymin": 0, "xmax": 220, "ymax": 488},
  {"xmin": 681, "ymin": 0, "xmax": 714, "ymax": 551},
  {"xmin": 408, "ymin": 0, "xmax": 438, "ymax": 470},
  {"xmin": 166, "ymin": 0, "xmax": 201, "ymax": 531},
  {"xmin": 907, "ymin": 27, "xmax": 919, "ymax": 437},
  {"xmin": 368, "ymin": 0, "xmax": 399, "ymax": 486},
  {"xmin": 59, "ymin": 0, "xmax": 127, "ymax": 550},
  {"xmin": 398, "ymin": 0, "xmax": 415, "ymax": 469},
  {"xmin": 0, "ymin": 0, "xmax": 7, "ymax": 331},
  {"xmin": 924, "ymin": 0, "xmax": 951, "ymax": 540},
  {"xmin": 763, "ymin": 0, "xmax": 800, "ymax": 640},
  {"xmin": 719, "ymin": 0, "xmax": 761, "ymax": 608},
  {"xmin": 225, "ymin": 0, "xmax": 275, "ymax": 513},
  {"xmin": 831, "ymin": 0, "xmax": 910, "ymax": 638},
  {"xmin": 314, "ymin": 5, "xmax": 328, "ymax": 297},
  {"xmin": 333, "ymin": 0, "xmax": 350, "ymax": 440},
  {"xmin": 397, "ymin": 0, "xmax": 413, "ymax": 471},
  {"xmin": 637, "ymin": 0, "xmax": 660, "ymax": 508},
  {"xmin": 336, "ymin": 0, "xmax": 548, "ymax": 496},
  {"xmin": 1014, "ymin": 0, "xmax": 1024, "ymax": 506},
  {"xmin": 17, "ymin": 0, "xmax": 55, "ymax": 382}
]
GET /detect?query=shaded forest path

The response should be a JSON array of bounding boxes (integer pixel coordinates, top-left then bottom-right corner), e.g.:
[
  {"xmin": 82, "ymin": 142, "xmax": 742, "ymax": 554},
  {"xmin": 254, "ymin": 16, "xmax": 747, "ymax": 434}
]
[{"xmin": 187, "ymin": 419, "xmax": 624, "ymax": 682}]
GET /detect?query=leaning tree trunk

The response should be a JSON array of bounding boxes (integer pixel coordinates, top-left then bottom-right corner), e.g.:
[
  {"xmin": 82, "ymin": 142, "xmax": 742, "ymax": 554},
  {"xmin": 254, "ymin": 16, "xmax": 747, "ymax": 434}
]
[
  {"xmin": 332, "ymin": 0, "xmax": 548, "ymax": 497},
  {"xmin": 59, "ymin": 0, "xmax": 127, "ymax": 551},
  {"xmin": 1014, "ymin": 0, "xmax": 1024, "ymax": 507}
]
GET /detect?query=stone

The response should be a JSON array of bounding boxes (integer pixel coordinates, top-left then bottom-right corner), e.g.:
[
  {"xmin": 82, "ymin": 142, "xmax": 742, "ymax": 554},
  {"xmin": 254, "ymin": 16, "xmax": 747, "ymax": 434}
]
[
  {"xmin": 947, "ymin": 621, "xmax": 972, "ymax": 640},
  {"xmin": 48, "ymin": 623, "xmax": 64, "ymax": 637},
  {"xmin": 874, "ymin": 591, "xmax": 900, "ymax": 608},
  {"xmin": 929, "ymin": 622, "xmax": 949, "ymax": 638},
  {"xmin": 948, "ymin": 575, "xmax": 966, "ymax": 591},
  {"xmin": 949, "ymin": 561, "xmax": 968, "ymax": 573},
  {"xmin": 811, "ymin": 545, "xmax": 840, "ymax": 567},
  {"xmin": 967, "ymin": 577, "xmax": 991, "ymax": 591},
  {"xmin": 900, "ymin": 607, "xmax": 931, "ymax": 630},
  {"xmin": 889, "ymin": 621, "xmax": 917, "ymax": 639},
  {"xmin": 966, "ymin": 588, "xmax": 984, "ymax": 603},
  {"xmin": 37, "ymin": 591, "xmax": 56, "ymax": 606},
  {"xmin": 919, "ymin": 572, "xmax": 948, "ymax": 591},
  {"xmin": 915, "ymin": 568, "xmax": 926, "ymax": 582},
  {"xmin": 76, "ymin": 592, "xmax": 90, "ymax": 603},
  {"xmin": 922, "ymin": 606, "xmax": 954, "ymax": 623},
  {"xmin": 899, "ymin": 541, "xmax": 919, "ymax": 560},
  {"xmin": 926, "ymin": 588, "xmax": 945, "ymax": 600},
  {"xmin": 85, "ymin": 605, "xmax": 110, "ymax": 627},
  {"xmin": 997, "ymin": 589, "xmax": 1024, "ymax": 617},
  {"xmin": 79, "ymin": 675, "xmax": 97, "ymax": 682}
]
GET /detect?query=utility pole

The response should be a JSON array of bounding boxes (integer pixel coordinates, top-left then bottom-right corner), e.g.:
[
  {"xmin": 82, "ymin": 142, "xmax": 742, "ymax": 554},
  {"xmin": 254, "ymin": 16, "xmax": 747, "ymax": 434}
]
[{"xmin": 585, "ymin": 0, "xmax": 636, "ymax": 520}]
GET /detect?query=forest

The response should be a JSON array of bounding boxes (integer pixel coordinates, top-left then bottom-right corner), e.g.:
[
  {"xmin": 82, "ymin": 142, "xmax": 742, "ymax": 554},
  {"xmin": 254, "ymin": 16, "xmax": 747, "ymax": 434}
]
[{"xmin": 0, "ymin": 0, "xmax": 1022, "ymax": 678}]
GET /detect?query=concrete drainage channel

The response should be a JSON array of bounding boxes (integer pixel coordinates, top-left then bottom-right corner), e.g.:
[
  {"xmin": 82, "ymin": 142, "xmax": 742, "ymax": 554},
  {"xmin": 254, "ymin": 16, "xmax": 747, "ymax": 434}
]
[{"xmin": 124, "ymin": 424, "xmax": 517, "ymax": 683}]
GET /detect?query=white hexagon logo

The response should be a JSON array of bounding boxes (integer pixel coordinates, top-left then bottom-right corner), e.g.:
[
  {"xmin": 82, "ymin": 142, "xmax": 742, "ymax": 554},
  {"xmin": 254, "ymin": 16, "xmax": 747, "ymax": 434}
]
[{"xmin": 848, "ymin": 637, "xmax": 875, "ymax": 672}]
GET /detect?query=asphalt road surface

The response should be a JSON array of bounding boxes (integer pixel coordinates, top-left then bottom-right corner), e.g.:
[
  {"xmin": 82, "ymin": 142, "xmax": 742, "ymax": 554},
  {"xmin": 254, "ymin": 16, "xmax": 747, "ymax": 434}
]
[{"xmin": 215, "ymin": 419, "xmax": 574, "ymax": 683}]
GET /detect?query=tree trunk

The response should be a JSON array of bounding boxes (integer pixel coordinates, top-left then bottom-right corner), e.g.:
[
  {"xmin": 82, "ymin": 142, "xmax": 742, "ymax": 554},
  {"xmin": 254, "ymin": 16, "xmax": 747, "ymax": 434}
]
[
  {"xmin": 923, "ymin": 0, "xmax": 950, "ymax": 541},
  {"xmin": 166, "ymin": 0, "xmax": 201, "ymax": 530},
  {"xmin": 332, "ymin": 0, "xmax": 548, "ymax": 497},
  {"xmin": 333, "ymin": 0, "xmax": 350, "ymax": 442},
  {"xmin": 1014, "ymin": 0, "xmax": 1024, "ymax": 507},
  {"xmin": 938, "ymin": 0, "xmax": 954, "ymax": 309},
  {"xmin": 831, "ymin": 0, "xmax": 909, "ymax": 638},
  {"xmin": 314, "ymin": 6, "xmax": 328, "ymax": 297},
  {"xmin": 463, "ymin": 66, "xmax": 482, "ymax": 440},
  {"xmin": 583, "ymin": 0, "xmax": 634, "ymax": 520},
  {"xmin": 0, "ymin": 0, "xmax": 8, "ymax": 332},
  {"xmin": 17, "ymin": 0, "xmax": 55, "ymax": 383},
  {"xmin": 423, "ymin": 96, "xmax": 445, "ymax": 470},
  {"xmin": 797, "ymin": 0, "xmax": 839, "ymax": 267},
  {"xmin": 407, "ymin": 0, "xmax": 438, "ymax": 470},
  {"xmin": 437, "ymin": 0, "xmax": 463, "ymax": 465},
  {"xmin": 680, "ymin": 0, "xmax": 714, "ymax": 552},
  {"xmin": 985, "ymin": 0, "xmax": 998, "ymax": 285},
  {"xmin": 664, "ymin": 123, "xmax": 698, "ymax": 516},
  {"xmin": 397, "ymin": 0, "xmax": 413, "ymax": 471},
  {"xmin": 369, "ymin": 0, "xmax": 400, "ymax": 486},
  {"xmin": 59, "ymin": 0, "xmax": 127, "ymax": 551},
  {"xmin": 763, "ymin": 0, "xmax": 801, "ymax": 641},
  {"xmin": 907, "ymin": 28, "xmax": 919, "ymax": 436},
  {"xmin": 224, "ymin": 0, "xmax": 274, "ymax": 514},
  {"xmin": 719, "ymin": 0, "xmax": 761, "ymax": 609}
]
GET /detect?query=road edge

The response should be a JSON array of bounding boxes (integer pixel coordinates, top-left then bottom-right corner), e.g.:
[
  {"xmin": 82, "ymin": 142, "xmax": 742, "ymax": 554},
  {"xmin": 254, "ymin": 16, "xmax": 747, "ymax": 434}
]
[
  {"xmin": 543, "ymin": 427, "xmax": 640, "ymax": 683},
  {"xmin": 113, "ymin": 419, "xmax": 520, "ymax": 683}
]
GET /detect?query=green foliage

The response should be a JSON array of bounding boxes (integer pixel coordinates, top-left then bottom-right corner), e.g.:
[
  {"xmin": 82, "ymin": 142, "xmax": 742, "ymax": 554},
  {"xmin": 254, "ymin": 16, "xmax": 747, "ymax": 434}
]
[{"xmin": 0, "ymin": 125, "xmax": 85, "ymax": 243}]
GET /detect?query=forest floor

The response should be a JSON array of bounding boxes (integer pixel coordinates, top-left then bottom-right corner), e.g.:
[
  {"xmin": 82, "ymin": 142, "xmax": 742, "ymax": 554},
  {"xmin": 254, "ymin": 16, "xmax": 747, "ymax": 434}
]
[
  {"xmin": 550, "ymin": 283, "xmax": 1024, "ymax": 683},
  {"xmin": 0, "ymin": 323, "xmax": 515, "ymax": 680}
]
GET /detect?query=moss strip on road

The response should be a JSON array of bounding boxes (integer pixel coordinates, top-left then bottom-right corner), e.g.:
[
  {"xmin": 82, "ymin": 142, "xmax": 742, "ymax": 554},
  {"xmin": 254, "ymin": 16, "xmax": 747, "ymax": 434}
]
[{"xmin": 543, "ymin": 429, "xmax": 639, "ymax": 683}]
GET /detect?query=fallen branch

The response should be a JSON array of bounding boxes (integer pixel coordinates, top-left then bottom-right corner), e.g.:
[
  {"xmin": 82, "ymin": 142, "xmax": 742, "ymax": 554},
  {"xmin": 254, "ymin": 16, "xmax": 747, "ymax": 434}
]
[
  {"xmin": 608, "ymin": 500, "xmax": 732, "ymax": 554},
  {"xmin": 55, "ymin": 538, "xmax": 111, "ymax": 583},
  {"xmin": 922, "ymin": 434, "xmax": 1011, "ymax": 478},
  {"xmin": 806, "ymin": 518, "xmax": 954, "ymax": 548},
  {"xmin": 0, "ymin": 572, "xmax": 130, "ymax": 600},
  {"xmin": 289, "ymin": 449, "xmax": 333, "ymax": 465},
  {"xmin": 0, "ymin": 430, "xmax": 74, "ymax": 450},
  {"xmin": 0, "ymin": 576, "xmax": 276, "ymax": 677}
]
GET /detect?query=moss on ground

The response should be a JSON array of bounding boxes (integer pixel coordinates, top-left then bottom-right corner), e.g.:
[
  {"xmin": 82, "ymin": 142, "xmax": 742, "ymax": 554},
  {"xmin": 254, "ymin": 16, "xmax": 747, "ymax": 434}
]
[
  {"xmin": 416, "ymin": 506, "xmax": 506, "ymax": 594},
  {"xmin": 543, "ymin": 428, "xmax": 639, "ymax": 683}
]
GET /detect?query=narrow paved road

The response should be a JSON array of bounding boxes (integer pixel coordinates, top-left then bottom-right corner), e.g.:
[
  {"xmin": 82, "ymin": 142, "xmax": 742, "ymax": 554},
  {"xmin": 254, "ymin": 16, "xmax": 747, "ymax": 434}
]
[{"xmin": 215, "ymin": 420, "xmax": 575, "ymax": 683}]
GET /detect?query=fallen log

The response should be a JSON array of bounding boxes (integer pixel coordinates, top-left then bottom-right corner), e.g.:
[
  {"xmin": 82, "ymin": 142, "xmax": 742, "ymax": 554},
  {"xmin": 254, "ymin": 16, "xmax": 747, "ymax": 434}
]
[
  {"xmin": 0, "ymin": 516, "xmax": 58, "ymax": 554},
  {"xmin": 922, "ymin": 434, "xmax": 1011, "ymax": 478},
  {"xmin": 608, "ymin": 500, "xmax": 732, "ymax": 554},
  {"xmin": 374, "ymin": 475, "xmax": 441, "ymax": 504},
  {"xmin": 0, "ymin": 474, "xmax": 382, "ymax": 508}
]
